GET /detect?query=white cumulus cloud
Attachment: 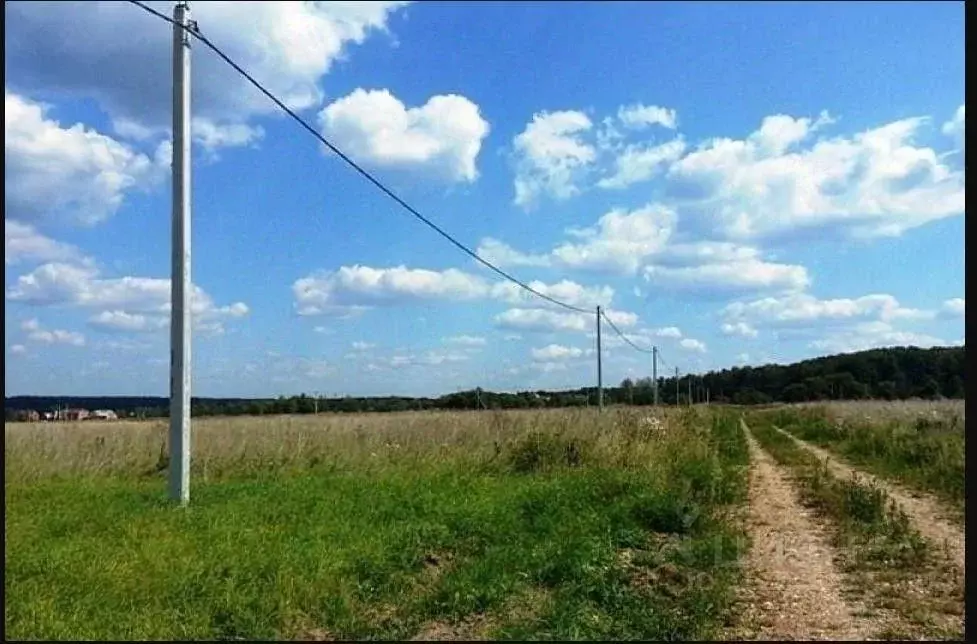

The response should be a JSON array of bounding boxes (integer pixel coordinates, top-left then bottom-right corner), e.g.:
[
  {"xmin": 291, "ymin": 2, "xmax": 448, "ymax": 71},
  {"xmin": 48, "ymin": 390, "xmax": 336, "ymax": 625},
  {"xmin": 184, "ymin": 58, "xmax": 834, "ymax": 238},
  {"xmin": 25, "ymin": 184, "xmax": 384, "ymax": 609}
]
[
  {"xmin": 5, "ymin": 1, "xmax": 411, "ymax": 151},
  {"xmin": 679, "ymin": 338, "xmax": 707, "ymax": 353},
  {"xmin": 293, "ymin": 265, "xmax": 489, "ymax": 316},
  {"xmin": 475, "ymin": 238, "xmax": 551, "ymax": 268},
  {"xmin": 293, "ymin": 264, "xmax": 615, "ymax": 316},
  {"xmin": 5, "ymin": 220, "xmax": 84, "ymax": 265},
  {"xmin": 666, "ymin": 110, "xmax": 964, "ymax": 239},
  {"xmin": 5, "ymin": 91, "xmax": 167, "ymax": 226},
  {"xmin": 512, "ymin": 110, "xmax": 596, "ymax": 208},
  {"xmin": 21, "ymin": 318, "xmax": 85, "ymax": 346},
  {"xmin": 494, "ymin": 308, "xmax": 591, "ymax": 333},
  {"xmin": 810, "ymin": 321, "xmax": 947, "ymax": 354},
  {"xmin": 940, "ymin": 298, "xmax": 965, "ymax": 317},
  {"xmin": 597, "ymin": 138, "xmax": 687, "ymax": 190},
  {"xmin": 7, "ymin": 262, "xmax": 249, "ymax": 334},
  {"xmin": 722, "ymin": 292, "xmax": 934, "ymax": 328},
  {"xmin": 89, "ymin": 310, "xmax": 167, "ymax": 333},
  {"xmin": 443, "ymin": 335, "xmax": 487, "ymax": 347},
  {"xmin": 941, "ymin": 105, "xmax": 965, "ymax": 150},
  {"xmin": 551, "ymin": 204, "xmax": 677, "ymax": 275},
  {"xmin": 319, "ymin": 88, "xmax": 489, "ymax": 182},
  {"xmin": 721, "ymin": 321, "xmax": 759, "ymax": 338},
  {"xmin": 643, "ymin": 252, "xmax": 810, "ymax": 296},
  {"xmin": 531, "ymin": 344, "xmax": 585, "ymax": 362},
  {"xmin": 616, "ymin": 104, "xmax": 678, "ymax": 130}
]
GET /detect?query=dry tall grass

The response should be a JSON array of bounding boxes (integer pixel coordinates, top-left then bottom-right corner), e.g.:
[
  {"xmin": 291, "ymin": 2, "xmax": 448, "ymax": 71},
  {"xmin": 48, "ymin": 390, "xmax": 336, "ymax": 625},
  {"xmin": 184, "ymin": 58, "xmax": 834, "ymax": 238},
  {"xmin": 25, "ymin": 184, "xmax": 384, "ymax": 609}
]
[
  {"xmin": 800, "ymin": 399, "xmax": 965, "ymax": 426},
  {"xmin": 4, "ymin": 405, "xmax": 694, "ymax": 483}
]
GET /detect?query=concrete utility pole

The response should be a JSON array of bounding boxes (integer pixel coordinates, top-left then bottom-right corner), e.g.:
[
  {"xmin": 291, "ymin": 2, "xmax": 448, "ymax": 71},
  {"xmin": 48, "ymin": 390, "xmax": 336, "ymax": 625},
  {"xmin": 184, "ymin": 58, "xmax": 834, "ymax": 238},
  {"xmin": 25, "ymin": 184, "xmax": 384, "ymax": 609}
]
[
  {"xmin": 596, "ymin": 306, "xmax": 604, "ymax": 412},
  {"xmin": 675, "ymin": 367, "xmax": 679, "ymax": 406},
  {"xmin": 652, "ymin": 346, "xmax": 659, "ymax": 406},
  {"xmin": 169, "ymin": 0, "xmax": 193, "ymax": 505}
]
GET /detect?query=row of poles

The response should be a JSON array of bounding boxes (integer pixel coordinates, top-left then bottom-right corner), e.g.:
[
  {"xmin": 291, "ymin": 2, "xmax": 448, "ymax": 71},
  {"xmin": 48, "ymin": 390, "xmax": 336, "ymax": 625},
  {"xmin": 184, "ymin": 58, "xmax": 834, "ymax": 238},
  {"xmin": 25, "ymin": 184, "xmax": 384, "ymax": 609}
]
[{"xmin": 594, "ymin": 306, "xmax": 706, "ymax": 412}]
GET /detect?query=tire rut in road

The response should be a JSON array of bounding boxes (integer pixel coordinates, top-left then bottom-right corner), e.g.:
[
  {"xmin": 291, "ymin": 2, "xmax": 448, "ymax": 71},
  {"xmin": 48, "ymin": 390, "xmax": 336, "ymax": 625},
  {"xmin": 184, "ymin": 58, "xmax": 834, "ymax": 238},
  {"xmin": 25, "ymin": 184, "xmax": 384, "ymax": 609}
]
[
  {"xmin": 772, "ymin": 425, "xmax": 964, "ymax": 575},
  {"xmin": 729, "ymin": 421, "xmax": 880, "ymax": 641}
]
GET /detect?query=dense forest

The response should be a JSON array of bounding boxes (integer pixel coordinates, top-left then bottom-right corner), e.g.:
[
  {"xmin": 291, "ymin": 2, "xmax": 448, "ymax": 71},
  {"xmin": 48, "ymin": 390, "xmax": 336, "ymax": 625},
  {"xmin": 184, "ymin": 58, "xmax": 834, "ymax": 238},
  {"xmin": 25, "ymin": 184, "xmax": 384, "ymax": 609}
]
[{"xmin": 5, "ymin": 345, "xmax": 965, "ymax": 420}]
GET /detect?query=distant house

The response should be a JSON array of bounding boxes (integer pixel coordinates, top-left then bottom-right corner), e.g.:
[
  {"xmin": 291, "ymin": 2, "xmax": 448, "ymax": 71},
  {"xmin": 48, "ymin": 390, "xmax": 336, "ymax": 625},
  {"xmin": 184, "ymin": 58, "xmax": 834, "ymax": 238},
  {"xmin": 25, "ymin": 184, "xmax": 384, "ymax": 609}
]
[
  {"xmin": 14, "ymin": 409, "xmax": 40, "ymax": 422},
  {"xmin": 65, "ymin": 408, "xmax": 90, "ymax": 422},
  {"xmin": 89, "ymin": 409, "xmax": 118, "ymax": 421}
]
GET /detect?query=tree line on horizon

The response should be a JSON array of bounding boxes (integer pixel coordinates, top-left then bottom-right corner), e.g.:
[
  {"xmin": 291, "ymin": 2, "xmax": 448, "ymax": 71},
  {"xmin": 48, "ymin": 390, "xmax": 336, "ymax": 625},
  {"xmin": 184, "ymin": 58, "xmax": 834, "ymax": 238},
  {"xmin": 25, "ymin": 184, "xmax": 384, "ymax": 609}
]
[{"xmin": 5, "ymin": 345, "xmax": 964, "ymax": 420}]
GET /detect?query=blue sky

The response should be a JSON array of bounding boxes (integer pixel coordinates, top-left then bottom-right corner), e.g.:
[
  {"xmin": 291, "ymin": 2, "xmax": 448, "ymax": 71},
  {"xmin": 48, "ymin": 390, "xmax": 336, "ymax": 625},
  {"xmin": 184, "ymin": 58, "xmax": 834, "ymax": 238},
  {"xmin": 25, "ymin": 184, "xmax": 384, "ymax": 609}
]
[{"xmin": 4, "ymin": 1, "xmax": 965, "ymax": 398}]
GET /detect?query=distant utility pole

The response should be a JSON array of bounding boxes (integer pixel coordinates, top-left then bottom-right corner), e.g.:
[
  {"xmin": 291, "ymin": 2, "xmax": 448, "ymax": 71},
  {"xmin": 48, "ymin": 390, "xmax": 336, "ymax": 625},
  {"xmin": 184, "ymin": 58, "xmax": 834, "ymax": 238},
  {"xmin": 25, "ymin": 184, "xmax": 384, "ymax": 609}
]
[
  {"xmin": 169, "ymin": 0, "xmax": 193, "ymax": 505},
  {"xmin": 675, "ymin": 367, "xmax": 679, "ymax": 406},
  {"xmin": 313, "ymin": 391, "xmax": 320, "ymax": 415},
  {"xmin": 652, "ymin": 346, "xmax": 659, "ymax": 406},
  {"xmin": 596, "ymin": 306, "xmax": 604, "ymax": 412}
]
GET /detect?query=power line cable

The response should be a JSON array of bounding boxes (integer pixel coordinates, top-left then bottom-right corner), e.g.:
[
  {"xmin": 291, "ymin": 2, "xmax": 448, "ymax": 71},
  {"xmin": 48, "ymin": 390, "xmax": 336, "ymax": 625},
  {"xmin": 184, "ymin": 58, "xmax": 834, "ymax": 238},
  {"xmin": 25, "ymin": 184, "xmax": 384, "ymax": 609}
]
[
  {"xmin": 599, "ymin": 309, "xmax": 655, "ymax": 354},
  {"xmin": 126, "ymin": 0, "xmax": 591, "ymax": 315}
]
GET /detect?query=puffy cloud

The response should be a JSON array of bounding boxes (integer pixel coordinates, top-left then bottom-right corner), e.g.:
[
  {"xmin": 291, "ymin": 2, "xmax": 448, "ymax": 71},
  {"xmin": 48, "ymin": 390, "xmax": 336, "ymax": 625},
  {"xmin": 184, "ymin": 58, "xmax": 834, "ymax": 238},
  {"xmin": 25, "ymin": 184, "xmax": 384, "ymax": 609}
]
[
  {"xmin": 21, "ymin": 318, "xmax": 85, "ymax": 346},
  {"xmin": 941, "ymin": 105, "xmax": 965, "ymax": 149},
  {"xmin": 679, "ymin": 338, "xmax": 707, "ymax": 353},
  {"xmin": 490, "ymin": 280, "xmax": 613, "ymax": 309},
  {"xmin": 721, "ymin": 292, "xmax": 934, "ymax": 327},
  {"xmin": 10, "ymin": 344, "xmax": 28, "ymax": 355},
  {"xmin": 651, "ymin": 326, "xmax": 683, "ymax": 339},
  {"xmin": 5, "ymin": 1, "xmax": 410, "ymax": 149},
  {"xmin": 89, "ymin": 310, "xmax": 167, "ymax": 333},
  {"xmin": 293, "ymin": 264, "xmax": 614, "ymax": 315},
  {"xmin": 192, "ymin": 118, "xmax": 264, "ymax": 156},
  {"xmin": 643, "ymin": 248, "xmax": 810, "ymax": 296},
  {"xmin": 368, "ymin": 350, "xmax": 470, "ymax": 370},
  {"xmin": 293, "ymin": 265, "xmax": 488, "ymax": 315},
  {"xmin": 5, "ymin": 220, "xmax": 84, "ymax": 265},
  {"xmin": 443, "ymin": 335, "xmax": 487, "ymax": 347},
  {"xmin": 351, "ymin": 341, "xmax": 376, "ymax": 351},
  {"xmin": 494, "ymin": 308, "xmax": 591, "ymax": 333},
  {"xmin": 810, "ymin": 321, "xmax": 947, "ymax": 354},
  {"xmin": 531, "ymin": 344, "xmax": 585, "ymax": 362},
  {"xmin": 596, "ymin": 138, "xmax": 687, "ymax": 190},
  {"xmin": 941, "ymin": 297, "xmax": 965, "ymax": 317},
  {"xmin": 5, "ymin": 91, "xmax": 166, "ymax": 226},
  {"xmin": 482, "ymin": 204, "xmax": 684, "ymax": 277},
  {"xmin": 475, "ymin": 238, "xmax": 551, "ymax": 268},
  {"xmin": 720, "ymin": 321, "xmax": 759, "ymax": 338},
  {"xmin": 318, "ymin": 88, "xmax": 489, "ymax": 182},
  {"xmin": 616, "ymin": 104, "xmax": 678, "ymax": 130},
  {"xmin": 551, "ymin": 204, "xmax": 677, "ymax": 274},
  {"xmin": 7, "ymin": 262, "xmax": 249, "ymax": 334},
  {"xmin": 511, "ymin": 104, "xmax": 684, "ymax": 206},
  {"xmin": 513, "ymin": 110, "xmax": 596, "ymax": 208},
  {"xmin": 666, "ymin": 111, "xmax": 964, "ymax": 239},
  {"xmin": 602, "ymin": 309, "xmax": 639, "ymax": 328}
]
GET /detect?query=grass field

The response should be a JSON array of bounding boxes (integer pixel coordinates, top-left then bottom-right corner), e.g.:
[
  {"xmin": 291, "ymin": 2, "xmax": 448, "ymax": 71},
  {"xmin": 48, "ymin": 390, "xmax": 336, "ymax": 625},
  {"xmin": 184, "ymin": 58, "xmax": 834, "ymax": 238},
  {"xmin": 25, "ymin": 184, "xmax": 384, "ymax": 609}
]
[
  {"xmin": 758, "ymin": 400, "xmax": 964, "ymax": 521},
  {"xmin": 5, "ymin": 406, "xmax": 750, "ymax": 640}
]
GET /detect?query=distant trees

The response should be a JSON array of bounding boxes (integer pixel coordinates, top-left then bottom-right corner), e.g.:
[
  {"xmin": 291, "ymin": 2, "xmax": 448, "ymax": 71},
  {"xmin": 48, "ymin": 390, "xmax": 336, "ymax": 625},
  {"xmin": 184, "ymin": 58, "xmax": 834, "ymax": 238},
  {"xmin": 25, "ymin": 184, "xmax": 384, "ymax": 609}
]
[{"xmin": 4, "ymin": 346, "xmax": 964, "ymax": 420}]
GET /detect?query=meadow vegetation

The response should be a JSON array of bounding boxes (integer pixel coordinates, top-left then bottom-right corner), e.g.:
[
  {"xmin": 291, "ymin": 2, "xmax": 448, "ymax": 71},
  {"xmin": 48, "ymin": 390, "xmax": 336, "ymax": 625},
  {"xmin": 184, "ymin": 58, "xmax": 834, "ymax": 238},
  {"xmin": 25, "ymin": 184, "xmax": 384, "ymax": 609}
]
[
  {"xmin": 763, "ymin": 400, "xmax": 964, "ymax": 521},
  {"xmin": 5, "ymin": 406, "xmax": 750, "ymax": 640}
]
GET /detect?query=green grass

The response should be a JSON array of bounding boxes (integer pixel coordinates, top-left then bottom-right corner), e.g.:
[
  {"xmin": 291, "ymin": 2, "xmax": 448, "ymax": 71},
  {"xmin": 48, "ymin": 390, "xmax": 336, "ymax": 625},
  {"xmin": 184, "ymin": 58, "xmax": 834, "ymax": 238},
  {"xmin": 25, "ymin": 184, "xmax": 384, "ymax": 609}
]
[
  {"xmin": 5, "ymin": 407, "xmax": 749, "ymax": 640},
  {"xmin": 745, "ymin": 412, "xmax": 961, "ymax": 639},
  {"xmin": 761, "ymin": 406, "xmax": 964, "ymax": 520}
]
